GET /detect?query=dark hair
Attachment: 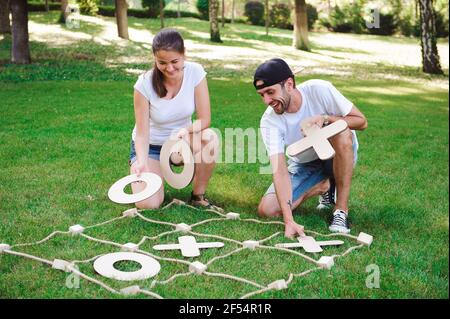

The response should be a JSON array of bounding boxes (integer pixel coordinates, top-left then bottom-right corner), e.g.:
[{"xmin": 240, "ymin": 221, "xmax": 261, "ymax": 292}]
[{"xmin": 151, "ymin": 28, "xmax": 185, "ymax": 98}]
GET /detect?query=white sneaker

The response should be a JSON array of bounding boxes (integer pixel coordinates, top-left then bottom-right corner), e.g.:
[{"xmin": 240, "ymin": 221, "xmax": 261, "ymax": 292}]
[{"xmin": 329, "ymin": 209, "xmax": 351, "ymax": 234}]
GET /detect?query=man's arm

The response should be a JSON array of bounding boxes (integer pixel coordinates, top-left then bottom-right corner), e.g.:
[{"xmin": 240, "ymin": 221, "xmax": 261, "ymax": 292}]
[
  {"xmin": 329, "ymin": 105, "xmax": 368, "ymax": 130},
  {"xmin": 270, "ymin": 153, "xmax": 305, "ymax": 238},
  {"xmin": 303, "ymin": 105, "xmax": 368, "ymax": 133}
]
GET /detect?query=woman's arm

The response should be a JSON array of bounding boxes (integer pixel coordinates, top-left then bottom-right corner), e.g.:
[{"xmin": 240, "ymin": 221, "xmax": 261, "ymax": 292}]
[
  {"xmin": 190, "ymin": 77, "xmax": 211, "ymax": 133},
  {"xmin": 133, "ymin": 90, "xmax": 150, "ymax": 173}
]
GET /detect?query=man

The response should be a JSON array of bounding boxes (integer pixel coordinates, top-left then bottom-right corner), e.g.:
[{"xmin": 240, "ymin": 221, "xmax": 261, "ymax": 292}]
[{"xmin": 255, "ymin": 58, "xmax": 367, "ymax": 238}]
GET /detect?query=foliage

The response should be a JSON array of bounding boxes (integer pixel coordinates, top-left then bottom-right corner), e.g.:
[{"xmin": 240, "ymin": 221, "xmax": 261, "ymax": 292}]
[
  {"xmin": 269, "ymin": 3, "xmax": 290, "ymax": 29},
  {"xmin": 77, "ymin": 0, "xmax": 99, "ymax": 16},
  {"xmin": 142, "ymin": 0, "xmax": 163, "ymax": 18},
  {"xmin": 244, "ymin": 0, "xmax": 265, "ymax": 26},
  {"xmin": 196, "ymin": 0, "xmax": 209, "ymax": 20},
  {"xmin": 367, "ymin": 12, "xmax": 397, "ymax": 36},
  {"xmin": 320, "ymin": 3, "xmax": 365, "ymax": 34}
]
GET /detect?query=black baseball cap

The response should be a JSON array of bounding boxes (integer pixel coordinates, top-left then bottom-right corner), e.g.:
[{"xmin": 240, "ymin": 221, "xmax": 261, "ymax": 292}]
[{"xmin": 253, "ymin": 58, "xmax": 294, "ymax": 90}]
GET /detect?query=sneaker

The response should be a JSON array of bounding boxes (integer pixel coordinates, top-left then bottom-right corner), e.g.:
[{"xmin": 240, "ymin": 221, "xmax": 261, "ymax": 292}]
[
  {"xmin": 317, "ymin": 187, "xmax": 336, "ymax": 210},
  {"xmin": 329, "ymin": 209, "xmax": 351, "ymax": 234}
]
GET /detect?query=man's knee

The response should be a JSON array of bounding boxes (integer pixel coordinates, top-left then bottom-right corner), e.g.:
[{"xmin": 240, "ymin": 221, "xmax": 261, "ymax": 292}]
[{"xmin": 331, "ymin": 128, "xmax": 353, "ymax": 151}]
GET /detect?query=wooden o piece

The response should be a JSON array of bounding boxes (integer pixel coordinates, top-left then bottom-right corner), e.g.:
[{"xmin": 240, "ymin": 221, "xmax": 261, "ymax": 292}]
[
  {"xmin": 286, "ymin": 119, "xmax": 348, "ymax": 161},
  {"xmin": 93, "ymin": 252, "xmax": 161, "ymax": 281},
  {"xmin": 108, "ymin": 173, "xmax": 162, "ymax": 204},
  {"xmin": 160, "ymin": 139, "xmax": 195, "ymax": 189}
]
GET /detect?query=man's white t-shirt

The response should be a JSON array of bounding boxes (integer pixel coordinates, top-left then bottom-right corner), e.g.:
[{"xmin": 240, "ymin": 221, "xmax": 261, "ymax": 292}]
[
  {"xmin": 260, "ymin": 79, "xmax": 358, "ymax": 163},
  {"xmin": 132, "ymin": 61, "xmax": 207, "ymax": 145}
]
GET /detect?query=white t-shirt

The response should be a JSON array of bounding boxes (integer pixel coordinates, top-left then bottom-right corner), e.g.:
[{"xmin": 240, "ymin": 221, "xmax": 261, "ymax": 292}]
[
  {"xmin": 260, "ymin": 79, "xmax": 358, "ymax": 163},
  {"xmin": 132, "ymin": 61, "xmax": 207, "ymax": 145}
]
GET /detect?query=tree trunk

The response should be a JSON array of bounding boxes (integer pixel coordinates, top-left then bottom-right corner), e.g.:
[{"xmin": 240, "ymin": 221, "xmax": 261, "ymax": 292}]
[
  {"xmin": 209, "ymin": 0, "xmax": 221, "ymax": 42},
  {"xmin": 265, "ymin": 0, "xmax": 269, "ymax": 36},
  {"xmin": 0, "ymin": 0, "xmax": 11, "ymax": 34},
  {"xmin": 177, "ymin": 0, "xmax": 180, "ymax": 18},
  {"xmin": 160, "ymin": 0, "xmax": 164, "ymax": 28},
  {"xmin": 293, "ymin": 0, "xmax": 309, "ymax": 51},
  {"xmin": 60, "ymin": 0, "xmax": 69, "ymax": 23},
  {"xmin": 221, "ymin": 0, "xmax": 225, "ymax": 27},
  {"xmin": 10, "ymin": 0, "xmax": 30, "ymax": 64},
  {"xmin": 231, "ymin": 0, "xmax": 235, "ymax": 23},
  {"xmin": 115, "ymin": 0, "xmax": 129, "ymax": 39},
  {"xmin": 45, "ymin": 0, "xmax": 49, "ymax": 12},
  {"xmin": 418, "ymin": 0, "xmax": 443, "ymax": 74}
]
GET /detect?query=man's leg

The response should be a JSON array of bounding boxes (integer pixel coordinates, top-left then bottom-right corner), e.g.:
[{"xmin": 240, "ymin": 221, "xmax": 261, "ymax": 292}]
[{"xmin": 329, "ymin": 128, "xmax": 354, "ymax": 213}]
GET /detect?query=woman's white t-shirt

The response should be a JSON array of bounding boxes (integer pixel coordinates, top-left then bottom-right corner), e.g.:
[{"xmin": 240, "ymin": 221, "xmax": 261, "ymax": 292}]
[
  {"xmin": 132, "ymin": 61, "xmax": 207, "ymax": 145},
  {"xmin": 260, "ymin": 79, "xmax": 358, "ymax": 163}
]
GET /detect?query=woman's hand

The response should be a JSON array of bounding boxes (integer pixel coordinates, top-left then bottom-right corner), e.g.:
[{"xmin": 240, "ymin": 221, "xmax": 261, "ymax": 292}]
[{"xmin": 131, "ymin": 160, "xmax": 149, "ymax": 177}]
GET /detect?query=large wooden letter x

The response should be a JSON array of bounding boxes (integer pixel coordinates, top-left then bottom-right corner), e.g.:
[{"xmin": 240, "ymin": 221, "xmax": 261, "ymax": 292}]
[
  {"xmin": 152, "ymin": 236, "xmax": 224, "ymax": 257},
  {"xmin": 286, "ymin": 119, "xmax": 348, "ymax": 160},
  {"xmin": 275, "ymin": 236, "xmax": 344, "ymax": 253}
]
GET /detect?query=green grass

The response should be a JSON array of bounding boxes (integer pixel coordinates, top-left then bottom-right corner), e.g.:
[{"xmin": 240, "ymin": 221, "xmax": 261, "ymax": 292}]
[{"xmin": 0, "ymin": 13, "xmax": 448, "ymax": 299}]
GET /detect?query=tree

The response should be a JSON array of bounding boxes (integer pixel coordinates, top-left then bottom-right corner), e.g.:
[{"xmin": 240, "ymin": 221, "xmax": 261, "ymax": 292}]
[
  {"xmin": 160, "ymin": 0, "xmax": 164, "ymax": 28},
  {"xmin": 115, "ymin": 0, "xmax": 129, "ymax": 39},
  {"xmin": 0, "ymin": 0, "xmax": 11, "ymax": 34},
  {"xmin": 209, "ymin": 0, "xmax": 221, "ymax": 42},
  {"xmin": 221, "ymin": 0, "xmax": 225, "ymax": 27},
  {"xmin": 10, "ymin": 0, "xmax": 30, "ymax": 64},
  {"xmin": 231, "ymin": 0, "xmax": 235, "ymax": 23},
  {"xmin": 265, "ymin": 0, "xmax": 269, "ymax": 36},
  {"xmin": 418, "ymin": 0, "xmax": 443, "ymax": 74},
  {"xmin": 293, "ymin": 0, "xmax": 310, "ymax": 51},
  {"xmin": 60, "ymin": 0, "xmax": 69, "ymax": 23}
]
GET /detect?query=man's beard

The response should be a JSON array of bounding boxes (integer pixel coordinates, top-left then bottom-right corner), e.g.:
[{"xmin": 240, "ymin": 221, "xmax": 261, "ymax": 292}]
[{"xmin": 272, "ymin": 89, "xmax": 291, "ymax": 114}]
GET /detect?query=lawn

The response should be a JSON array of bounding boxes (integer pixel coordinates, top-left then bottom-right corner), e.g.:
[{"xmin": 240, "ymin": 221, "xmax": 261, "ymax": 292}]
[{"xmin": 0, "ymin": 12, "xmax": 448, "ymax": 299}]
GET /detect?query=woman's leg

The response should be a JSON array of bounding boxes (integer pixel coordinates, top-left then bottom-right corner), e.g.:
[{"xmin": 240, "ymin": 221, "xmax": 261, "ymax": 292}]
[
  {"xmin": 186, "ymin": 128, "xmax": 219, "ymax": 205},
  {"xmin": 130, "ymin": 158, "xmax": 165, "ymax": 209}
]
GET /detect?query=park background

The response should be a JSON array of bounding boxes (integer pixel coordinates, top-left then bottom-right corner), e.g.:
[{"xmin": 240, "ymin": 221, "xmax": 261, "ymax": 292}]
[{"xmin": 0, "ymin": 0, "xmax": 448, "ymax": 299}]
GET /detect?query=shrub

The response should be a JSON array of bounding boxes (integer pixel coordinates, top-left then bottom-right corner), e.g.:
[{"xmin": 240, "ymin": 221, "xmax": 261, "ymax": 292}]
[
  {"xmin": 434, "ymin": 10, "xmax": 449, "ymax": 38},
  {"xmin": 196, "ymin": 0, "xmax": 209, "ymax": 20},
  {"xmin": 367, "ymin": 13, "xmax": 396, "ymax": 35},
  {"xmin": 142, "ymin": 0, "xmax": 162, "ymax": 18},
  {"xmin": 244, "ymin": 1, "xmax": 265, "ymax": 26},
  {"xmin": 77, "ymin": 0, "xmax": 98, "ymax": 16},
  {"xmin": 307, "ymin": 3, "xmax": 318, "ymax": 30},
  {"xmin": 324, "ymin": 4, "xmax": 365, "ymax": 34},
  {"xmin": 97, "ymin": 5, "xmax": 115, "ymax": 17},
  {"xmin": 270, "ymin": 3, "xmax": 290, "ymax": 29},
  {"xmin": 27, "ymin": 2, "xmax": 61, "ymax": 11}
]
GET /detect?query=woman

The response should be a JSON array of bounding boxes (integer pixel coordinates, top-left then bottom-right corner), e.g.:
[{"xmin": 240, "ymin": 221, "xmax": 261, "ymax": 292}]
[{"xmin": 129, "ymin": 28, "xmax": 218, "ymax": 209}]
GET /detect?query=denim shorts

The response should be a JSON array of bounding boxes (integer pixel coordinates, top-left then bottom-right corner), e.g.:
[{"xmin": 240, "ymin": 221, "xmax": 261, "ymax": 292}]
[
  {"xmin": 264, "ymin": 140, "xmax": 358, "ymax": 202},
  {"xmin": 129, "ymin": 140, "xmax": 162, "ymax": 166}
]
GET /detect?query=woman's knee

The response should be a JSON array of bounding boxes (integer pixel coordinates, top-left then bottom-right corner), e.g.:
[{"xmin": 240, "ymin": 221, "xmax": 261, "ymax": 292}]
[
  {"xmin": 135, "ymin": 196, "xmax": 164, "ymax": 210},
  {"xmin": 258, "ymin": 197, "xmax": 281, "ymax": 218}
]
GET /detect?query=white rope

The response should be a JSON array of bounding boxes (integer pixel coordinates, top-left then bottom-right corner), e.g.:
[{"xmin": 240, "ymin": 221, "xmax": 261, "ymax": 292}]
[
  {"xmin": 138, "ymin": 288, "xmax": 164, "ymax": 299},
  {"xmin": 3, "ymin": 249, "xmax": 54, "ymax": 266},
  {"xmin": 149, "ymin": 272, "xmax": 192, "ymax": 289},
  {"xmin": 206, "ymin": 247, "xmax": 245, "ymax": 266},
  {"xmin": 3, "ymin": 198, "xmax": 371, "ymax": 299},
  {"xmin": 203, "ymin": 271, "xmax": 265, "ymax": 289},
  {"xmin": 187, "ymin": 230, "xmax": 243, "ymax": 245},
  {"xmin": 11, "ymin": 231, "xmax": 70, "ymax": 248}
]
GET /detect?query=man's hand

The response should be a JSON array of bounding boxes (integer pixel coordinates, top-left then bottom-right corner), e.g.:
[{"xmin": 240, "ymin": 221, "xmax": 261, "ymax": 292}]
[
  {"xmin": 284, "ymin": 220, "xmax": 305, "ymax": 238},
  {"xmin": 300, "ymin": 115, "xmax": 325, "ymax": 136}
]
